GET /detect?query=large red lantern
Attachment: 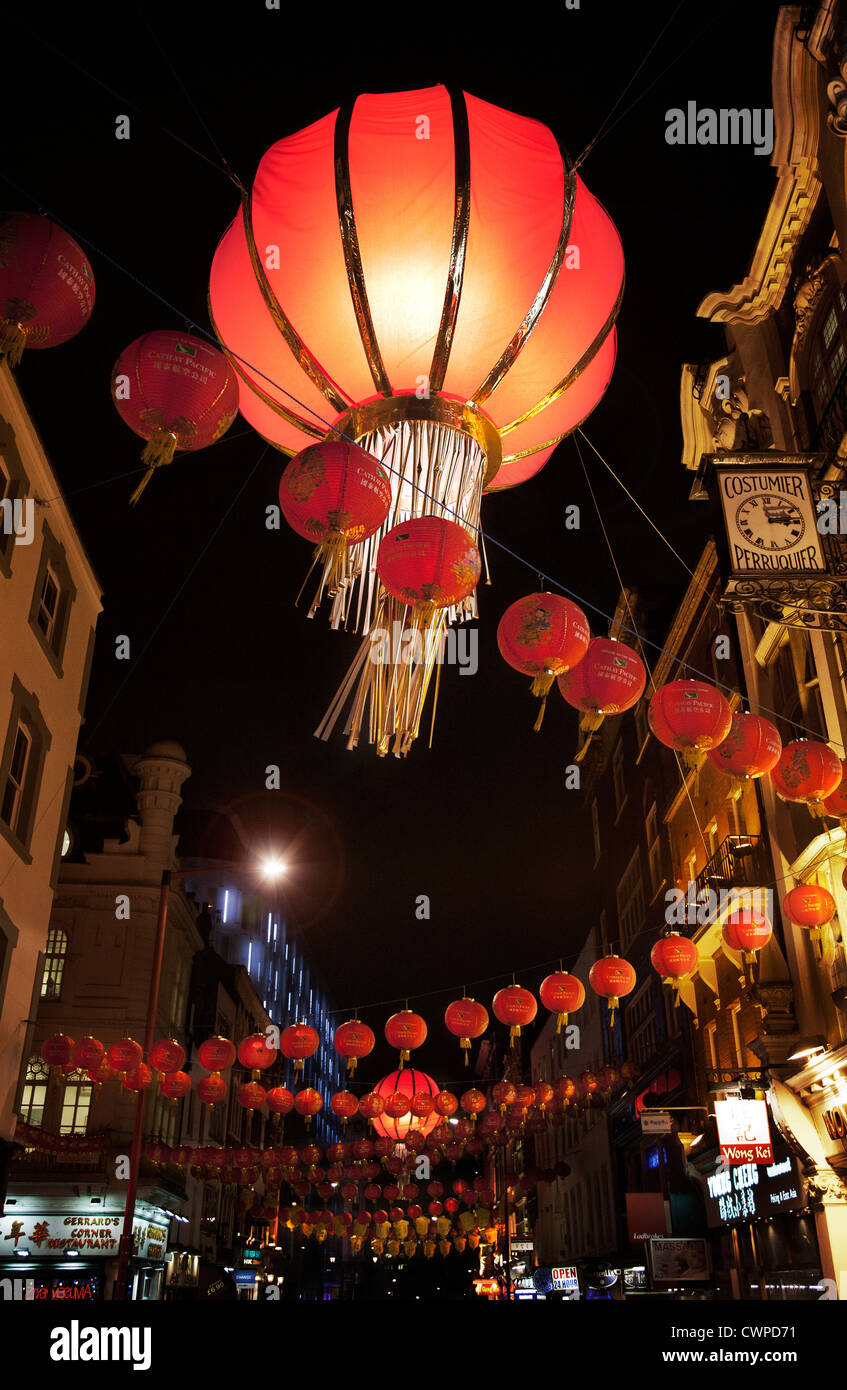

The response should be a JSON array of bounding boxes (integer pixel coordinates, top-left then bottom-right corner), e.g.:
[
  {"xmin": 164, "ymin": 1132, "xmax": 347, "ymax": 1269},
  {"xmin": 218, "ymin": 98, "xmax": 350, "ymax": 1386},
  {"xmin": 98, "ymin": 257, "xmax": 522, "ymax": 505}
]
[
  {"xmin": 330, "ymin": 1090, "xmax": 359, "ymax": 1127},
  {"xmin": 334, "ymin": 1019, "xmax": 375, "ymax": 1075},
  {"xmin": 492, "ymin": 985, "xmax": 537, "ymax": 1044},
  {"xmin": 197, "ymin": 1074, "xmax": 227, "ymax": 1107},
  {"xmin": 71, "ymin": 1036, "xmax": 105, "ymax": 1071},
  {"xmin": 557, "ymin": 636, "xmax": 646, "ymax": 748},
  {"xmin": 41, "ymin": 1033, "xmax": 75, "ymax": 1068},
  {"xmin": 497, "ymin": 593, "xmax": 590, "ymax": 730},
  {"xmin": 238, "ymin": 1033, "xmax": 277, "ymax": 1077},
  {"xmin": 588, "ymin": 955, "xmax": 636, "ymax": 1021},
  {"xmin": 492, "ymin": 1081, "xmax": 516, "ymax": 1112},
  {"xmin": 198, "ymin": 1036, "xmax": 236, "ymax": 1072},
  {"xmin": 123, "ymin": 1064, "xmax": 153, "ymax": 1093},
  {"xmin": 722, "ymin": 909, "xmax": 773, "ymax": 967},
  {"xmin": 267, "ymin": 1086, "xmax": 295, "ymax": 1116},
  {"xmin": 211, "ymin": 88, "xmax": 622, "ymax": 757},
  {"xmin": 160, "ymin": 1071, "xmax": 191, "ymax": 1103},
  {"xmin": 111, "ymin": 330, "xmax": 238, "ymax": 504},
  {"xmin": 0, "ymin": 212, "xmax": 95, "ymax": 365},
  {"xmin": 650, "ymin": 933, "xmax": 699, "ymax": 1006},
  {"xmin": 706, "ymin": 711, "xmax": 782, "ymax": 797},
  {"xmin": 783, "ymin": 882, "xmax": 836, "ymax": 960},
  {"xmin": 279, "ymin": 441, "xmax": 392, "ymax": 616},
  {"xmin": 106, "ymin": 1038, "xmax": 143, "ymax": 1075},
  {"xmin": 538, "ymin": 972, "xmax": 585, "ymax": 1032},
  {"xmin": 460, "ymin": 1088, "xmax": 486, "ymax": 1119},
  {"xmin": 359, "ymin": 1093, "xmax": 385, "ymax": 1127},
  {"xmin": 294, "ymin": 1088, "xmax": 323, "ymax": 1129},
  {"xmin": 444, "ymin": 998, "xmax": 489, "ymax": 1066},
  {"xmin": 771, "ymin": 740, "xmax": 843, "ymax": 818},
  {"xmin": 238, "ymin": 1082, "xmax": 267, "ymax": 1111},
  {"xmin": 384, "ymin": 1010, "xmax": 427, "ymax": 1067},
  {"xmin": 149, "ymin": 1039, "xmax": 186, "ymax": 1075},
  {"xmin": 648, "ymin": 680, "xmax": 732, "ymax": 770},
  {"xmin": 280, "ymin": 1024, "xmax": 319, "ymax": 1078},
  {"xmin": 372, "ymin": 1070, "xmax": 440, "ymax": 1142}
]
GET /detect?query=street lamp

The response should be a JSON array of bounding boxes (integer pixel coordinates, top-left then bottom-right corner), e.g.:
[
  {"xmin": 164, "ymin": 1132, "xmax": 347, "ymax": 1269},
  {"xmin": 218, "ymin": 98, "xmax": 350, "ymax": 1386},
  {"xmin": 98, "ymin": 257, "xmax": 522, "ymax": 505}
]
[{"xmin": 114, "ymin": 856, "xmax": 284, "ymax": 1301}]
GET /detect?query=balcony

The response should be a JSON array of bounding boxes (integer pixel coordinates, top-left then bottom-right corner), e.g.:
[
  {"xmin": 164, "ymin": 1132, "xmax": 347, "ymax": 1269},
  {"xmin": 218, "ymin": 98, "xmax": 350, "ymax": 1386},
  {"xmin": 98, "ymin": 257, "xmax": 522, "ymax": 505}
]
[{"xmin": 693, "ymin": 834, "xmax": 772, "ymax": 903}]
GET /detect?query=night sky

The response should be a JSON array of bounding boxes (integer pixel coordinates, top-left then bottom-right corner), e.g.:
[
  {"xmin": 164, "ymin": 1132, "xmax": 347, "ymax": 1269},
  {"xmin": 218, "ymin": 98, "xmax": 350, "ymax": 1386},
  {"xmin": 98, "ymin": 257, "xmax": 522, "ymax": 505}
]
[{"xmin": 3, "ymin": 1, "xmax": 781, "ymax": 1062}]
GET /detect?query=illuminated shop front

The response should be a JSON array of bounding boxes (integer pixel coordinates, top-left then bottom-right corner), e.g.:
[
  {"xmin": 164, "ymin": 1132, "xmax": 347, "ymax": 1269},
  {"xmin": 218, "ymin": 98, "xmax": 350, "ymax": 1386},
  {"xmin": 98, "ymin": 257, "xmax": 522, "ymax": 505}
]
[{"xmin": 0, "ymin": 1199, "xmax": 169, "ymax": 1301}]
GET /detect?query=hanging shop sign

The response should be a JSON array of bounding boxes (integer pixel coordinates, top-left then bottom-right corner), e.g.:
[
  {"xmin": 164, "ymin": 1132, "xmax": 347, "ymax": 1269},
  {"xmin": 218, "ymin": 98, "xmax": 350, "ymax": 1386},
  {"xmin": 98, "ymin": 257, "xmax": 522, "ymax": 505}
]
[
  {"xmin": 714, "ymin": 1097, "xmax": 774, "ymax": 1165},
  {"xmin": 641, "ymin": 1111, "xmax": 672, "ymax": 1134},
  {"xmin": 0, "ymin": 1213, "xmax": 167, "ymax": 1260},
  {"xmin": 703, "ymin": 1150, "xmax": 805, "ymax": 1226},
  {"xmin": 649, "ymin": 1238, "xmax": 710, "ymax": 1282},
  {"xmin": 705, "ymin": 454, "xmax": 847, "ymax": 632}
]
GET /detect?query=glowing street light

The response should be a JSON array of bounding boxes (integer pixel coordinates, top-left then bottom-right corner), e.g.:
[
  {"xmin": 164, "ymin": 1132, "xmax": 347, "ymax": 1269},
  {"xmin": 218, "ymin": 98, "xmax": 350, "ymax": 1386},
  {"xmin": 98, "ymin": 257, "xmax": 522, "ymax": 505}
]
[{"xmin": 260, "ymin": 856, "xmax": 288, "ymax": 881}]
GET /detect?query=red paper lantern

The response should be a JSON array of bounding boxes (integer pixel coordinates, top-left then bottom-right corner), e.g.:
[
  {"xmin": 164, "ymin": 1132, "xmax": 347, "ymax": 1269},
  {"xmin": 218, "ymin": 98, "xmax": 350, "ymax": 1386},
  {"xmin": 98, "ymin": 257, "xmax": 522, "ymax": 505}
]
[
  {"xmin": 106, "ymin": 1038, "xmax": 142, "ymax": 1074},
  {"xmin": 823, "ymin": 762, "xmax": 847, "ymax": 820},
  {"xmin": 359, "ymin": 1093, "xmax": 385, "ymax": 1125},
  {"xmin": 538, "ymin": 972, "xmax": 585, "ymax": 1032},
  {"xmin": 87, "ymin": 1060, "xmax": 113, "ymax": 1086},
  {"xmin": 648, "ymin": 679, "xmax": 732, "ymax": 770},
  {"xmin": 111, "ymin": 330, "xmax": 238, "ymax": 504},
  {"xmin": 0, "ymin": 212, "xmax": 95, "ymax": 364},
  {"xmin": 238, "ymin": 1033, "xmax": 277, "ymax": 1074},
  {"xmin": 410, "ymin": 1091, "xmax": 436, "ymax": 1119},
  {"xmin": 771, "ymin": 740, "xmax": 843, "ymax": 817},
  {"xmin": 124, "ymin": 1063, "xmax": 153, "ymax": 1092},
  {"xmin": 588, "ymin": 955, "xmax": 636, "ymax": 1020},
  {"xmin": 783, "ymin": 883, "xmax": 836, "ymax": 928},
  {"xmin": 198, "ymin": 1036, "xmax": 236, "ymax": 1072},
  {"xmin": 149, "ymin": 1038, "xmax": 186, "ymax": 1075},
  {"xmin": 377, "ymin": 517, "xmax": 480, "ymax": 612},
  {"xmin": 557, "ymin": 636, "xmax": 646, "ymax": 743},
  {"xmin": 41, "ymin": 1033, "xmax": 75, "ymax": 1068},
  {"xmin": 460, "ymin": 1088, "xmax": 486, "ymax": 1118},
  {"xmin": 384, "ymin": 1010, "xmax": 427, "ymax": 1067},
  {"xmin": 650, "ymin": 933, "xmax": 699, "ymax": 982},
  {"xmin": 722, "ymin": 909, "xmax": 773, "ymax": 963},
  {"xmin": 434, "ymin": 1090, "xmax": 459, "ymax": 1118},
  {"xmin": 71, "ymin": 1036, "xmax": 105, "ymax": 1071},
  {"xmin": 706, "ymin": 711, "xmax": 782, "ymax": 796},
  {"xmin": 161, "ymin": 1071, "xmax": 191, "ymax": 1102},
  {"xmin": 334, "ymin": 1019, "xmax": 375, "ymax": 1075},
  {"xmin": 280, "ymin": 1024, "xmax": 319, "ymax": 1077},
  {"xmin": 534, "ymin": 1081, "xmax": 554, "ymax": 1110},
  {"xmin": 372, "ymin": 1070, "xmax": 440, "ymax": 1142},
  {"xmin": 238, "ymin": 1082, "xmax": 267, "ymax": 1111},
  {"xmin": 330, "ymin": 1091, "xmax": 360, "ymax": 1125},
  {"xmin": 267, "ymin": 1086, "xmax": 294, "ymax": 1115},
  {"xmin": 197, "ymin": 1074, "xmax": 227, "ymax": 1106},
  {"xmin": 497, "ymin": 593, "xmax": 590, "ymax": 730},
  {"xmin": 444, "ymin": 998, "xmax": 489, "ymax": 1066},
  {"xmin": 492, "ymin": 1081, "xmax": 516, "ymax": 1111},
  {"xmin": 294, "ymin": 1088, "xmax": 323, "ymax": 1129},
  {"xmin": 492, "ymin": 985, "xmax": 537, "ymax": 1044}
]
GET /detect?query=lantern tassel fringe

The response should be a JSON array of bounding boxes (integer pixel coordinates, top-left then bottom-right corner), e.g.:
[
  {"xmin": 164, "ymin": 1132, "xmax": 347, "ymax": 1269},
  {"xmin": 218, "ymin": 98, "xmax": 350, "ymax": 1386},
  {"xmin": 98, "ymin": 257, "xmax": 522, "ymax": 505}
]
[{"xmin": 0, "ymin": 321, "xmax": 27, "ymax": 367}]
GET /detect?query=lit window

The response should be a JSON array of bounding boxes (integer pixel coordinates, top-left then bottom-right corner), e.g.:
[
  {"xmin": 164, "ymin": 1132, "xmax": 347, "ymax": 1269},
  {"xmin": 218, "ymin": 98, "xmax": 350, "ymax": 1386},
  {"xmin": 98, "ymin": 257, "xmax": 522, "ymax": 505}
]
[
  {"xmin": 1, "ymin": 723, "xmax": 31, "ymax": 834},
  {"xmin": 59, "ymin": 1071, "xmax": 92, "ymax": 1135},
  {"xmin": 20, "ymin": 1056, "xmax": 50, "ymax": 1126},
  {"xmin": 41, "ymin": 926, "xmax": 68, "ymax": 1001},
  {"xmin": 35, "ymin": 564, "xmax": 60, "ymax": 642}
]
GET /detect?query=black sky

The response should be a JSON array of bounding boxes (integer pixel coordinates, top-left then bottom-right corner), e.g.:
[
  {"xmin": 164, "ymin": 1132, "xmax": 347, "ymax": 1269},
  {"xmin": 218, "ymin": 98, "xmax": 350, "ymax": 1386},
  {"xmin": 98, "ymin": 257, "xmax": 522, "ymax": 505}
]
[{"xmin": 3, "ymin": 1, "xmax": 782, "ymax": 1050}]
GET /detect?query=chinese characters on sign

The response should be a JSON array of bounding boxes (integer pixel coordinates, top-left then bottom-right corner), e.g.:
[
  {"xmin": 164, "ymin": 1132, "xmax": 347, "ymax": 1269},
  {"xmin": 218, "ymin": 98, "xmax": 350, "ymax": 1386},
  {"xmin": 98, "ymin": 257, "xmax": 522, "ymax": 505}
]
[{"xmin": 714, "ymin": 1097, "xmax": 774, "ymax": 1164}]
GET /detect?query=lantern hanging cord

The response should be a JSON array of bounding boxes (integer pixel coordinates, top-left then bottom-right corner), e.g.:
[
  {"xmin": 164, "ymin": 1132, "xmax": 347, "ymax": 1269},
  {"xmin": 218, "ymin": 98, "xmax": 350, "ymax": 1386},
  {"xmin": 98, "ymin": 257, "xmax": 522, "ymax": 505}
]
[{"xmin": 2, "ymin": 172, "xmax": 846, "ymax": 756}]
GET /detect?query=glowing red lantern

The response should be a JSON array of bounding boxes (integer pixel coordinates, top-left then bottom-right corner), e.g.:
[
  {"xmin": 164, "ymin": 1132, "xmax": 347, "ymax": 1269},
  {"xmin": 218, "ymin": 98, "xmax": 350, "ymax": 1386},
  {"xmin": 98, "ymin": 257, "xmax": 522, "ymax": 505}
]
[
  {"xmin": 71, "ymin": 1036, "xmax": 105, "ymax": 1071},
  {"xmin": 373, "ymin": 1070, "xmax": 440, "ymax": 1142},
  {"xmin": 106, "ymin": 1038, "xmax": 142, "ymax": 1074},
  {"xmin": 359, "ymin": 1093, "xmax": 385, "ymax": 1127},
  {"xmin": 280, "ymin": 1024, "xmax": 319, "ymax": 1078},
  {"xmin": 87, "ymin": 1060, "xmax": 113, "ymax": 1087},
  {"xmin": 706, "ymin": 711, "xmax": 782, "ymax": 797},
  {"xmin": 111, "ymin": 330, "xmax": 238, "ymax": 504},
  {"xmin": 334, "ymin": 1019, "xmax": 375, "ymax": 1075},
  {"xmin": 238, "ymin": 1082, "xmax": 267, "ymax": 1111},
  {"xmin": 149, "ymin": 1038, "xmax": 186, "ymax": 1075},
  {"xmin": 294, "ymin": 1088, "xmax": 323, "ymax": 1129},
  {"xmin": 650, "ymin": 933, "xmax": 699, "ymax": 990},
  {"xmin": 377, "ymin": 517, "xmax": 480, "ymax": 613},
  {"xmin": 330, "ymin": 1091, "xmax": 360, "ymax": 1126},
  {"xmin": 0, "ymin": 212, "xmax": 95, "ymax": 365},
  {"xmin": 384, "ymin": 1010, "xmax": 427, "ymax": 1067},
  {"xmin": 534, "ymin": 1081, "xmax": 554, "ymax": 1111},
  {"xmin": 444, "ymin": 997, "xmax": 489, "ymax": 1066},
  {"xmin": 783, "ymin": 883, "xmax": 835, "ymax": 961},
  {"xmin": 460, "ymin": 1088, "xmax": 486, "ymax": 1119},
  {"xmin": 588, "ymin": 954, "xmax": 636, "ymax": 1021},
  {"xmin": 238, "ymin": 1033, "xmax": 277, "ymax": 1077},
  {"xmin": 557, "ymin": 636, "xmax": 646, "ymax": 745},
  {"xmin": 124, "ymin": 1064, "xmax": 153, "ymax": 1092},
  {"xmin": 771, "ymin": 740, "xmax": 843, "ymax": 817},
  {"xmin": 538, "ymin": 972, "xmax": 585, "ymax": 1032},
  {"xmin": 492, "ymin": 1081, "xmax": 517, "ymax": 1111},
  {"xmin": 648, "ymin": 679, "xmax": 732, "ymax": 770},
  {"xmin": 161, "ymin": 1071, "xmax": 191, "ymax": 1102},
  {"xmin": 434, "ymin": 1090, "xmax": 459, "ymax": 1119},
  {"xmin": 41, "ymin": 1033, "xmax": 75, "ymax": 1068},
  {"xmin": 823, "ymin": 762, "xmax": 847, "ymax": 821},
  {"xmin": 722, "ymin": 909, "xmax": 773, "ymax": 967},
  {"xmin": 497, "ymin": 593, "xmax": 590, "ymax": 729},
  {"xmin": 197, "ymin": 1074, "xmax": 227, "ymax": 1107},
  {"xmin": 267, "ymin": 1086, "xmax": 294, "ymax": 1116},
  {"xmin": 279, "ymin": 440, "xmax": 392, "ymax": 611},
  {"xmin": 492, "ymin": 985, "xmax": 537, "ymax": 1044},
  {"xmin": 198, "ymin": 1036, "xmax": 236, "ymax": 1072}
]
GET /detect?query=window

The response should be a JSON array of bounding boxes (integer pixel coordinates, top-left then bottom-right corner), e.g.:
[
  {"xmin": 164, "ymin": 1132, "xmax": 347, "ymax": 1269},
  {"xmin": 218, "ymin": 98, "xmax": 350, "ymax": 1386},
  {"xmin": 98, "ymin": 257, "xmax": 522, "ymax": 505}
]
[
  {"xmin": 19, "ymin": 1056, "xmax": 49, "ymax": 1126},
  {"xmin": 612, "ymin": 741, "xmax": 626, "ymax": 815},
  {"xmin": 0, "ymin": 677, "xmax": 51, "ymax": 858},
  {"xmin": 591, "ymin": 799, "xmax": 601, "ymax": 863},
  {"xmin": 646, "ymin": 804, "xmax": 662, "ymax": 893},
  {"xmin": 616, "ymin": 849, "xmax": 645, "ymax": 949},
  {"xmin": 704, "ymin": 1022, "xmax": 717, "ymax": 1070},
  {"xmin": 1, "ymin": 722, "xmax": 30, "ymax": 833},
  {"xmin": 626, "ymin": 980, "xmax": 657, "ymax": 1070},
  {"xmin": 169, "ymin": 953, "xmax": 189, "ymax": 1032},
  {"xmin": 810, "ymin": 284, "xmax": 847, "ymax": 419},
  {"xmin": 28, "ymin": 523, "xmax": 76, "ymax": 674},
  {"xmin": 35, "ymin": 563, "xmax": 60, "ymax": 642},
  {"xmin": 41, "ymin": 926, "xmax": 68, "ymax": 1001},
  {"xmin": 59, "ymin": 1071, "xmax": 92, "ymax": 1135},
  {"xmin": 728, "ymin": 1004, "xmax": 743, "ymax": 1066}
]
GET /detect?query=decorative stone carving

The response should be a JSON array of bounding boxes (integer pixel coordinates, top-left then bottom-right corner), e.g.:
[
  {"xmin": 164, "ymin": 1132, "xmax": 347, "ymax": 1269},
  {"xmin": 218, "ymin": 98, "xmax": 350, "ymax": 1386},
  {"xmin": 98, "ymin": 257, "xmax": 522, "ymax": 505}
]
[
  {"xmin": 806, "ymin": 1165, "xmax": 847, "ymax": 1204},
  {"xmin": 711, "ymin": 378, "xmax": 773, "ymax": 453},
  {"xmin": 793, "ymin": 253, "xmax": 840, "ymax": 342},
  {"xmin": 827, "ymin": 54, "xmax": 847, "ymax": 137}
]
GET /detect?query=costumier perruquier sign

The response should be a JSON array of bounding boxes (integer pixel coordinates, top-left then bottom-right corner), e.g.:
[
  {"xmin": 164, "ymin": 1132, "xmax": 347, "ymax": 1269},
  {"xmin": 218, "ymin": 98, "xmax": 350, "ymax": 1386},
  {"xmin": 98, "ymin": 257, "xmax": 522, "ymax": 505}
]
[{"xmin": 715, "ymin": 466, "xmax": 825, "ymax": 574}]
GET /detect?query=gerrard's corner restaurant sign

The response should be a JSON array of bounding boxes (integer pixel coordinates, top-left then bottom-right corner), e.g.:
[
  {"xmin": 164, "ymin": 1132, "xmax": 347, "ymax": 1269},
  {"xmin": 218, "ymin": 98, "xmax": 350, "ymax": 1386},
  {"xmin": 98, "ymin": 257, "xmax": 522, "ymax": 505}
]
[
  {"xmin": 714, "ymin": 1097, "xmax": 774, "ymax": 1166},
  {"xmin": 0, "ymin": 1213, "xmax": 168, "ymax": 1260},
  {"xmin": 706, "ymin": 454, "xmax": 847, "ymax": 632}
]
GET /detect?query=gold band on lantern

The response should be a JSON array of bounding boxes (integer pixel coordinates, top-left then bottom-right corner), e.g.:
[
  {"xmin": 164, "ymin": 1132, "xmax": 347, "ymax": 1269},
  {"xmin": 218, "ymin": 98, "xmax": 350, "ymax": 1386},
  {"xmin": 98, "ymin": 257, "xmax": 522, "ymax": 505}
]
[
  {"xmin": 334, "ymin": 99, "xmax": 393, "ymax": 398},
  {"xmin": 428, "ymin": 88, "xmax": 472, "ymax": 395},
  {"xmin": 327, "ymin": 394, "xmax": 502, "ymax": 490}
]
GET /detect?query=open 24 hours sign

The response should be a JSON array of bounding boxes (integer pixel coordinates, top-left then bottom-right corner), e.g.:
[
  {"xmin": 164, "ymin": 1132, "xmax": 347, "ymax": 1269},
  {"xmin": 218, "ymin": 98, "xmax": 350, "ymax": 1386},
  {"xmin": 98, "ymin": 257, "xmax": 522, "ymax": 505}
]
[{"xmin": 714, "ymin": 464, "xmax": 825, "ymax": 576}]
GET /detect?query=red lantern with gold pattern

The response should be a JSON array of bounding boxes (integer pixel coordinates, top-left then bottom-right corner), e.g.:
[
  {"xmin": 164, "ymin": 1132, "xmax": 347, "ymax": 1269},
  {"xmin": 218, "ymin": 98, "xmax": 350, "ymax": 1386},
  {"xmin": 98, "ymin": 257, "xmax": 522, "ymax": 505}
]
[
  {"xmin": 650, "ymin": 933, "xmax": 699, "ymax": 1006},
  {"xmin": 539, "ymin": 972, "xmax": 585, "ymax": 1032},
  {"xmin": 377, "ymin": 517, "xmax": 480, "ymax": 613},
  {"xmin": 444, "ymin": 997, "xmax": 489, "ymax": 1066},
  {"xmin": 149, "ymin": 1038, "xmax": 186, "ymax": 1075},
  {"xmin": 124, "ymin": 1063, "xmax": 153, "ymax": 1092},
  {"xmin": 87, "ymin": 1060, "xmax": 114, "ymax": 1087},
  {"xmin": 373, "ymin": 1070, "xmax": 440, "ymax": 1142},
  {"xmin": 722, "ymin": 908, "xmax": 773, "ymax": 968},
  {"xmin": 784, "ymin": 882, "xmax": 835, "ymax": 963},
  {"xmin": 160, "ymin": 1071, "xmax": 191, "ymax": 1103},
  {"xmin": 198, "ymin": 1036, "xmax": 236, "ymax": 1072},
  {"xmin": 410, "ymin": 1091, "xmax": 436, "ymax": 1120},
  {"xmin": 589, "ymin": 955, "xmax": 636, "ymax": 1022},
  {"xmin": 294, "ymin": 1088, "xmax": 323, "ymax": 1129},
  {"xmin": 111, "ymin": 330, "xmax": 238, "ymax": 504},
  {"xmin": 267, "ymin": 1086, "xmax": 294, "ymax": 1116},
  {"xmin": 41, "ymin": 1033, "xmax": 75, "ymax": 1068},
  {"xmin": 648, "ymin": 679, "xmax": 732, "ymax": 770},
  {"xmin": 498, "ymin": 593, "xmax": 590, "ymax": 730},
  {"xmin": 330, "ymin": 1091, "xmax": 359, "ymax": 1127},
  {"xmin": 281, "ymin": 1024, "xmax": 319, "ymax": 1078},
  {"xmin": 71, "ymin": 1036, "xmax": 105, "ymax": 1072},
  {"xmin": 434, "ymin": 1090, "xmax": 459, "ymax": 1119},
  {"xmin": 0, "ymin": 212, "xmax": 95, "ymax": 365},
  {"xmin": 384, "ymin": 1010, "xmax": 427, "ymax": 1067},
  {"xmin": 238, "ymin": 1033, "xmax": 277, "ymax": 1074},
  {"xmin": 823, "ymin": 762, "xmax": 847, "ymax": 821},
  {"xmin": 460, "ymin": 1088, "xmax": 486, "ymax": 1119},
  {"xmin": 197, "ymin": 1074, "xmax": 227, "ymax": 1107},
  {"xmin": 333, "ymin": 1019, "xmax": 375, "ymax": 1075},
  {"xmin": 492, "ymin": 1081, "xmax": 517, "ymax": 1112},
  {"xmin": 238, "ymin": 1082, "xmax": 267, "ymax": 1111},
  {"xmin": 492, "ymin": 984, "xmax": 537, "ymax": 1044},
  {"xmin": 706, "ymin": 710, "xmax": 782, "ymax": 797},
  {"xmin": 106, "ymin": 1038, "xmax": 143, "ymax": 1075},
  {"xmin": 772, "ymin": 740, "xmax": 843, "ymax": 818},
  {"xmin": 558, "ymin": 635, "xmax": 645, "ymax": 752}
]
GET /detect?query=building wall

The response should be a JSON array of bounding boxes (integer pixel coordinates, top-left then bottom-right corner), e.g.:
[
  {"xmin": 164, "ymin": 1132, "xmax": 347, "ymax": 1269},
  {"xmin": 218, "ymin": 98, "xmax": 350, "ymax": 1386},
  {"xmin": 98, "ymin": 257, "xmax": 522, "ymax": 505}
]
[{"xmin": 0, "ymin": 360, "xmax": 101, "ymax": 1156}]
